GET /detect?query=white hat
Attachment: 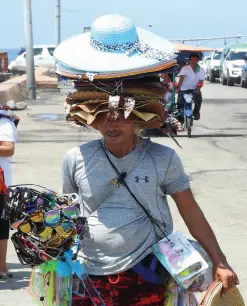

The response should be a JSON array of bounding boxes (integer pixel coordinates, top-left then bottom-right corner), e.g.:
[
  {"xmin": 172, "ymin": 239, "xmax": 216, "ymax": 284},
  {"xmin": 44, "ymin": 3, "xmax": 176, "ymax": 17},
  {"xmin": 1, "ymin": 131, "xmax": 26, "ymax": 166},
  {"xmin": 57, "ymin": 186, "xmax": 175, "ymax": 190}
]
[{"xmin": 54, "ymin": 14, "xmax": 177, "ymax": 78}]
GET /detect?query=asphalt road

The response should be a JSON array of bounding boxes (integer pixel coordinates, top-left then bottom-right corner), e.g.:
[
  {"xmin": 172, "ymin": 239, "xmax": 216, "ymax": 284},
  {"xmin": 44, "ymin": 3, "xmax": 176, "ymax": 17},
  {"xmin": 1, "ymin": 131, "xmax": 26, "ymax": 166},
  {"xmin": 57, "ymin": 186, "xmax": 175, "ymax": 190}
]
[{"xmin": 0, "ymin": 82, "xmax": 247, "ymax": 305}]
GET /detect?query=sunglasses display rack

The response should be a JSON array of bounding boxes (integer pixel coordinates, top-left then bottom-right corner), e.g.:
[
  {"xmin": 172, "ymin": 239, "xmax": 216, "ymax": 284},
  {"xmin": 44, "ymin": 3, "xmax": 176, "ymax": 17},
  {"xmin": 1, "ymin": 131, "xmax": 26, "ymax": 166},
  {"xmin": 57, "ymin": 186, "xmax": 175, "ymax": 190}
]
[{"xmin": 1, "ymin": 184, "xmax": 105, "ymax": 306}]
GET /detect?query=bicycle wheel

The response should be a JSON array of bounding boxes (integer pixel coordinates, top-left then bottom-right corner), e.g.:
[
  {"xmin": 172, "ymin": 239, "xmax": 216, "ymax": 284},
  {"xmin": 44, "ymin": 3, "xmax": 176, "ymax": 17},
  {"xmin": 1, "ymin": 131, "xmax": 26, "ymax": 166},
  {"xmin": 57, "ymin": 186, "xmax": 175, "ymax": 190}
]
[{"xmin": 186, "ymin": 116, "xmax": 192, "ymax": 138}]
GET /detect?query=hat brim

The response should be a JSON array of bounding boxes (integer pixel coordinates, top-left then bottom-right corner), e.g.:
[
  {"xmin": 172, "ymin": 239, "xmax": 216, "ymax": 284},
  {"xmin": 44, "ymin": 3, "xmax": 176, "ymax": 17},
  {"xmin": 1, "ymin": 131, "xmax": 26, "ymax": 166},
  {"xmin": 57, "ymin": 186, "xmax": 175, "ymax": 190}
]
[
  {"xmin": 68, "ymin": 100, "xmax": 164, "ymax": 129},
  {"xmin": 200, "ymin": 281, "xmax": 245, "ymax": 306},
  {"xmin": 54, "ymin": 28, "xmax": 176, "ymax": 74},
  {"xmin": 56, "ymin": 60, "xmax": 177, "ymax": 80}
]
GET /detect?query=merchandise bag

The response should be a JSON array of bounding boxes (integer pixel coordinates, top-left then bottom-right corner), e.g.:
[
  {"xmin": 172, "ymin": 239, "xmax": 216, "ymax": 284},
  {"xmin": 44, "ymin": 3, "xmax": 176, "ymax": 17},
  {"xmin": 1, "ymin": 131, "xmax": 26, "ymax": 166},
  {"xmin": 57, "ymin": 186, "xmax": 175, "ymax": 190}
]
[{"xmin": 153, "ymin": 231, "xmax": 208, "ymax": 289}]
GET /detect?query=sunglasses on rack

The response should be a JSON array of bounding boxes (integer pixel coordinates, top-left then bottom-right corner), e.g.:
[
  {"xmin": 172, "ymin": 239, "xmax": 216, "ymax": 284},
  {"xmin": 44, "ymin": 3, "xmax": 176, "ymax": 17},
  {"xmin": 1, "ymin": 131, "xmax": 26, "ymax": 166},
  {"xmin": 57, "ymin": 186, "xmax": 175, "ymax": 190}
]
[
  {"xmin": 11, "ymin": 232, "xmax": 63, "ymax": 265},
  {"xmin": 46, "ymin": 226, "xmax": 77, "ymax": 248},
  {"xmin": 44, "ymin": 205, "xmax": 80, "ymax": 227},
  {"xmin": 17, "ymin": 210, "xmax": 44, "ymax": 234},
  {"xmin": 18, "ymin": 216, "xmax": 76, "ymax": 237},
  {"xmin": 37, "ymin": 221, "xmax": 76, "ymax": 239}
]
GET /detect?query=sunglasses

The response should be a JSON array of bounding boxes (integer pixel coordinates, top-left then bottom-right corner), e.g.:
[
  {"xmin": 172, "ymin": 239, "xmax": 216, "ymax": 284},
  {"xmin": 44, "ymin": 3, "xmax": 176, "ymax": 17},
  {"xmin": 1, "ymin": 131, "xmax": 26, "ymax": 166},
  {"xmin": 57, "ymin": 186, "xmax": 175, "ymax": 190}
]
[
  {"xmin": 36, "ymin": 221, "xmax": 75, "ymax": 239},
  {"xmin": 15, "ymin": 232, "xmax": 63, "ymax": 263},
  {"xmin": 44, "ymin": 206, "xmax": 80, "ymax": 227},
  {"xmin": 46, "ymin": 227, "xmax": 77, "ymax": 248},
  {"xmin": 18, "ymin": 210, "xmax": 44, "ymax": 234},
  {"xmin": 11, "ymin": 233, "xmax": 44, "ymax": 266}
]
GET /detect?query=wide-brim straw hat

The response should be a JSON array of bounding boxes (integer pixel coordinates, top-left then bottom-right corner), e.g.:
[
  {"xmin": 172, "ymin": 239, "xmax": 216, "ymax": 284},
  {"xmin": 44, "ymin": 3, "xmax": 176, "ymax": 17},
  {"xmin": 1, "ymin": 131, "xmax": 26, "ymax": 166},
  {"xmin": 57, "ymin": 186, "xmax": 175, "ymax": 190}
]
[
  {"xmin": 54, "ymin": 14, "xmax": 177, "ymax": 80},
  {"xmin": 66, "ymin": 98, "xmax": 165, "ymax": 129},
  {"xmin": 200, "ymin": 281, "xmax": 245, "ymax": 306}
]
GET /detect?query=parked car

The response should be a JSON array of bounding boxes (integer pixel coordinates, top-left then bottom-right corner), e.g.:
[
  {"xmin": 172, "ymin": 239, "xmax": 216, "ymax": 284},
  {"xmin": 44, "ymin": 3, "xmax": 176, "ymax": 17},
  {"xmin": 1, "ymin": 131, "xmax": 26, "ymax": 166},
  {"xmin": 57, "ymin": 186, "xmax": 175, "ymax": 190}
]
[
  {"xmin": 219, "ymin": 43, "xmax": 247, "ymax": 86},
  {"xmin": 206, "ymin": 50, "xmax": 222, "ymax": 82},
  {"xmin": 221, "ymin": 49, "xmax": 247, "ymax": 86},
  {"xmin": 200, "ymin": 56, "xmax": 211, "ymax": 74},
  {"xmin": 8, "ymin": 45, "xmax": 56, "ymax": 73},
  {"xmin": 241, "ymin": 55, "xmax": 247, "ymax": 88}
]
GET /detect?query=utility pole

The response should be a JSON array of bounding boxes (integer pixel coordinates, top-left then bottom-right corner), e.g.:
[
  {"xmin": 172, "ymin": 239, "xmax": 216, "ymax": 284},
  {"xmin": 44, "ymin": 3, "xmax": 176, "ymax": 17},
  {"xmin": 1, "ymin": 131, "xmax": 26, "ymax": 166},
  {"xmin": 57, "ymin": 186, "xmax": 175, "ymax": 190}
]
[
  {"xmin": 24, "ymin": 0, "xmax": 36, "ymax": 99},
  {"xmin": 55, "ymin": 0, "xmax": 61, "ymax": 83},
  {"xmin": 56, "ymin": 0, "xmax": 61, "ymax": 46}
]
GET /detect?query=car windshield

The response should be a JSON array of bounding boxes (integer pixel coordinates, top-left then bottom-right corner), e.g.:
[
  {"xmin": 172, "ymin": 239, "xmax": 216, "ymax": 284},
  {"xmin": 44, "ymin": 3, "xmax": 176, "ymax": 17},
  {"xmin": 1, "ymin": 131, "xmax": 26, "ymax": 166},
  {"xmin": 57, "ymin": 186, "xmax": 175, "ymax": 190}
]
[
  {"xmin": 48, "ymin": 48, "xmax": 55, "ymax": 56},
  {"xmin": 213, "ymin": 51, "xmax": 222, "ymax": 60},
  {"xmin": 228, "ymin": 51, "xmax": 247, "ymax": 61}
]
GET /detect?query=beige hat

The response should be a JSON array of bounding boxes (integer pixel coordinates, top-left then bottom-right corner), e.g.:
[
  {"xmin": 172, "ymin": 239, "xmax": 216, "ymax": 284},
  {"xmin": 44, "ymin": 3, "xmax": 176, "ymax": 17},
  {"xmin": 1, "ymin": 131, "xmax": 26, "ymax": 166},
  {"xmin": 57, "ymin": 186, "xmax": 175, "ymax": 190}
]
[{"xmin": 200, "ymin": 281, "xmax": 245, "ymax": 306}]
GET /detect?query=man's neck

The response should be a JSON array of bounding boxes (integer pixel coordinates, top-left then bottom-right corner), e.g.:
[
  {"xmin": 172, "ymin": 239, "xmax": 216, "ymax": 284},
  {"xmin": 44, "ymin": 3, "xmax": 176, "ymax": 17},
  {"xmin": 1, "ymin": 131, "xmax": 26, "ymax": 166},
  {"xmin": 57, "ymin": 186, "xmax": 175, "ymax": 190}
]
[
  {"xmin": 190, "ymin": 63, "xmax": 198, "ymax": 71},
  {"xmin": 104, "ymin": 135, "xmax": 138, "ymax": 158}
]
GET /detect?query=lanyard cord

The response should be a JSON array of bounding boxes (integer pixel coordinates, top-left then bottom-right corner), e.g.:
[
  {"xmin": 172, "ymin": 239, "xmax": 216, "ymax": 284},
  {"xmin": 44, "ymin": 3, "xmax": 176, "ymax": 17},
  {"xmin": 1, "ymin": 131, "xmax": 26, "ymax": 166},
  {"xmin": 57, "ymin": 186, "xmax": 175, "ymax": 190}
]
[{"xmin": 101, "ymin": 143, "xmax": 170, "ymax": 241}]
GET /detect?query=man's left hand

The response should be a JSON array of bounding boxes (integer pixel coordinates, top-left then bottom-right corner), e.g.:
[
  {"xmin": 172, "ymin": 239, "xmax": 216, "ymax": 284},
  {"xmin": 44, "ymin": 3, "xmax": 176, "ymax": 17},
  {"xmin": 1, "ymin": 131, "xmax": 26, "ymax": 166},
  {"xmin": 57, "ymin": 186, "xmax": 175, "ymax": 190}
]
[{"xmin": 213, "ymin": 261, "xmax": 239, "ymax": 294}]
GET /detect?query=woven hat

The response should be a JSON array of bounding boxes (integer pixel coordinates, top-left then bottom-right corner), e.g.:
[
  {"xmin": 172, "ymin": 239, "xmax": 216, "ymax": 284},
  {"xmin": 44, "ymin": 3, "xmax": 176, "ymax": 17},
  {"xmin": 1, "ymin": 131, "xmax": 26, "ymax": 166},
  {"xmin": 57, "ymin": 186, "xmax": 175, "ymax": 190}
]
[
  {"xmin": 54, "ymin": 14, "xmax": 177, "ymax": 80},
  {"xmin": 200, "ymin": 281, "xmax": 245, "ymax": 306},
  {"xmin": 66, "ymin": 93, "xmax": 165, "ymax": 129}
]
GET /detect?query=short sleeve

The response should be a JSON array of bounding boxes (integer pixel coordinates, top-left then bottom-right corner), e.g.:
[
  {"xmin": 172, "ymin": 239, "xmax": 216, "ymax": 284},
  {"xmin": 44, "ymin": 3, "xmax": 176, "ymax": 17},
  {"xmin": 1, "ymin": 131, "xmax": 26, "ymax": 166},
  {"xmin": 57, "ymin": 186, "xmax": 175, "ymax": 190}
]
[
  {"xmin": 200, "ymin": 68, "xmax": 206, "ymax": 80},
  {"xmin": 179, "ymin": 66, "xmax": 187, "ymax": 76},
  {"xmin": 62, "ymin": 149, "xmax": 78, "ymax": 194},
  {"xmin": 163, "ymin": 150, "xmax": 190, "ymax": 195},
  {"xmin": 0, "ymin": 118, "xmax": 17, "ymax": 143}
]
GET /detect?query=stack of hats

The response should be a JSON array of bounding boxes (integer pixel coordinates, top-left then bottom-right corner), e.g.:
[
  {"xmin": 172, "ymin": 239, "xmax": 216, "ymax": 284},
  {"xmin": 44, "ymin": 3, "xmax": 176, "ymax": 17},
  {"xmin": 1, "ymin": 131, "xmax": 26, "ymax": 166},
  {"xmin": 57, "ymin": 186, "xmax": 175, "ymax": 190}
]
[{"xmin": 54, "ymin": 14, "xmax": 178, "ymax": 130}]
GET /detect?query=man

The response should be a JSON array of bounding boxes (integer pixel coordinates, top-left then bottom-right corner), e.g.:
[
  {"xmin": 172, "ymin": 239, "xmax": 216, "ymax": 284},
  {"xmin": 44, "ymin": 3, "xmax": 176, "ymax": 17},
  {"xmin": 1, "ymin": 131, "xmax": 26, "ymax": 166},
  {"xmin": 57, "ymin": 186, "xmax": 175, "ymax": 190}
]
[
  {"xmin": 178, "ymin": 53, "xmax": 205, "ymax": 120},
  {"xmin": 0, "ymin": 111, "xmax": 18, "ymax": 279},
  {"xmin": 57, "ymin": 14, "xmax": 239, "ymax": 305},
  {"xmin": 62, "ymin": 105, "xmax": 239, "ymax": 305}
]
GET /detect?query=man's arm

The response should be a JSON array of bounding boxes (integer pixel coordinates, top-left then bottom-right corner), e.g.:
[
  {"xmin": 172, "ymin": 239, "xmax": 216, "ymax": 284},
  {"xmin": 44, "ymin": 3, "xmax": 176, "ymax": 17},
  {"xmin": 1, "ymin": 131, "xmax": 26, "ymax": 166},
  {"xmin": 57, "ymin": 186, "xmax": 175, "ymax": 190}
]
[
  {"xmin": 62, "ymin": 149, "xmax": 78, "ymax": 194},
  {"xmin": 178, "ymin": 74, "xmax": 185, "ymax": 88},
  {"xmin": 171, "ymin": 188, "xmax": 239, "ymax": 292},
  {"xmin": 197, "ymin": 68, "xmax": 206, "ymax": 87},
  {"xmin": 0, "ymin": 141, "xmax": 15, "ymax": 157},
  {"xmin": 172, "ymin": 189, "xmax": 225, "ymax": 263}
]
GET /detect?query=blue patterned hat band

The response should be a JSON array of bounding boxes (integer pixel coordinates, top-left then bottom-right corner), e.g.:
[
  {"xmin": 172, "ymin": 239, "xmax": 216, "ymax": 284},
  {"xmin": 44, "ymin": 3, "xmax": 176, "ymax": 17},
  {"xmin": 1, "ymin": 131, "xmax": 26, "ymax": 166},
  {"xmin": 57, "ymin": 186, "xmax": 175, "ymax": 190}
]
[{"xmin": 90, "ymin": 37, "xmax": 175, "ymax": 61}]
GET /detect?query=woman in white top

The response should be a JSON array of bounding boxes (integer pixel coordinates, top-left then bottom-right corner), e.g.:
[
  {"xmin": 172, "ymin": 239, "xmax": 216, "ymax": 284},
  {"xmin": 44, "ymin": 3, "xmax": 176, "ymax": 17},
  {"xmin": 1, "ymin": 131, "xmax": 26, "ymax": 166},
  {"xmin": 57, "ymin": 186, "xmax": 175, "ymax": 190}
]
[{"xmin": 0, "ymin": 112, "xmax": 18, "ymax": 279}]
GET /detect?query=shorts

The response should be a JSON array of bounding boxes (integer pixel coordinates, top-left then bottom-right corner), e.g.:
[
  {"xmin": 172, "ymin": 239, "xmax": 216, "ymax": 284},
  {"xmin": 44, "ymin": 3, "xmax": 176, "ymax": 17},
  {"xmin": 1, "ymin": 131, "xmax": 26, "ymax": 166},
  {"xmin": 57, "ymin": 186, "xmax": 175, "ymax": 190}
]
[
  {"xmin": 72, "ymin": 269, "xmax": 165, "ymax": 306},
  {"xmin": 0, "ymin": 219, "xmax": 10, "ymax": 240}
]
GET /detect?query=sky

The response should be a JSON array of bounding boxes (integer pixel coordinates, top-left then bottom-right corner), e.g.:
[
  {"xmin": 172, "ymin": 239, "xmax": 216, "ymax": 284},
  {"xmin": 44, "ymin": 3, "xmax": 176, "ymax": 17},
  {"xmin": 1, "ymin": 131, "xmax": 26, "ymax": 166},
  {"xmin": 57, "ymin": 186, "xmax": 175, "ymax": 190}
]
[{"xmin": 1, "ymin": 0, "xmax": 247, "ymax": 49}]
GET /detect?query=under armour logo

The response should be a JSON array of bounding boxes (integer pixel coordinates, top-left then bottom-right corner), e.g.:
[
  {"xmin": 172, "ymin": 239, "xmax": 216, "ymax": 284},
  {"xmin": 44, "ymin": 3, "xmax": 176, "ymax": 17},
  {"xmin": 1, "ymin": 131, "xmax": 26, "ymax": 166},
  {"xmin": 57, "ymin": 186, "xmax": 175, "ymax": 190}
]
[{"xmin": 135, "ymin": 176, "xmax": 149, "ymax": 183}]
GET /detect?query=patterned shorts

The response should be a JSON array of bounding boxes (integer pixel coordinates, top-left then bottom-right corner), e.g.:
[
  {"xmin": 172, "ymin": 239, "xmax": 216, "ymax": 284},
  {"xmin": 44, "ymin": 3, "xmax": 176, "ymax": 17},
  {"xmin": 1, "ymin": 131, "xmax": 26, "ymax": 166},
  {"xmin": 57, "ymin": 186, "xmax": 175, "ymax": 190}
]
[{"xmin": 72, "ymin": 269, "xmax": 165, "ymax": 306}]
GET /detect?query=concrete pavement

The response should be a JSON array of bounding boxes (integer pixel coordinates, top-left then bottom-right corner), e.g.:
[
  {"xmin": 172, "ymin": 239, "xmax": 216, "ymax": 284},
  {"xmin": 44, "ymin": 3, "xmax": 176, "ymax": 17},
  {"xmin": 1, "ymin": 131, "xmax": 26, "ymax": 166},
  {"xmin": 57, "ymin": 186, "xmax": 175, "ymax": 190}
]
[{"xmin": 0, "ymin": 82, "xmax": 247, "ymax": 304}]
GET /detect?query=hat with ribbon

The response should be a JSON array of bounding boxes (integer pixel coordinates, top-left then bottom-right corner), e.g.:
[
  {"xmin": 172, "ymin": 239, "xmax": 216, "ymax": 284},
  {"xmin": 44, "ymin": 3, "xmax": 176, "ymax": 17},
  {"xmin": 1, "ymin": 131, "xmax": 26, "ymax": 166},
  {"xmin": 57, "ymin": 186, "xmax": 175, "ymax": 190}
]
[{"xmin": 54, "ymin": 14, "xmax": 177, "ymax": 80}]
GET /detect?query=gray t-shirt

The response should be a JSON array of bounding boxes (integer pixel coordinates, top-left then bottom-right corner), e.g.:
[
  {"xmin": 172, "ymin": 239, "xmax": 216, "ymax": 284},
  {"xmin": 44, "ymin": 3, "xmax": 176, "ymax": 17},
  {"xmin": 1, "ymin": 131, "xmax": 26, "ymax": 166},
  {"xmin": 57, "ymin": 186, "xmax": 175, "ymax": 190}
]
[{"xmin": 62, "ymin": 138, "xmax": 189, "ymax": 275}]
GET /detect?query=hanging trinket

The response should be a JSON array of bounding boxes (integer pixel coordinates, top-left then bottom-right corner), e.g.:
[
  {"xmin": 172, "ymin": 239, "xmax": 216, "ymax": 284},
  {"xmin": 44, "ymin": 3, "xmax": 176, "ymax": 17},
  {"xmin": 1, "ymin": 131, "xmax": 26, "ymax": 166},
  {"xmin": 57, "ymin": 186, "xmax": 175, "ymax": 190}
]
[
  {"xmin": 124, "ymin": 97, "xmax": 135, "ymax": 119},
  {"xmin": 108, "ymin": 95, "xmax": 120, "ymax": 120}
]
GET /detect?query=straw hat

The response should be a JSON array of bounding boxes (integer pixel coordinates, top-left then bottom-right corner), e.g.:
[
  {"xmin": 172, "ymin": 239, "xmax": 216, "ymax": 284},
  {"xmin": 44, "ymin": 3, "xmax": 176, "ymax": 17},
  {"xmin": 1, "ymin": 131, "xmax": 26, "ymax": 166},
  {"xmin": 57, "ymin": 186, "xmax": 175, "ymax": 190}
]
[
  {"xmin": 54, "ymin": 14, "xmax": 177, "ymax": 79},
  {"xmin": 66, "ymin": 97, "xmax": 165, "ymax": 129},
  {"xmin": 200, "ymin": 281, "xmax": 245, "ymax": 306}
]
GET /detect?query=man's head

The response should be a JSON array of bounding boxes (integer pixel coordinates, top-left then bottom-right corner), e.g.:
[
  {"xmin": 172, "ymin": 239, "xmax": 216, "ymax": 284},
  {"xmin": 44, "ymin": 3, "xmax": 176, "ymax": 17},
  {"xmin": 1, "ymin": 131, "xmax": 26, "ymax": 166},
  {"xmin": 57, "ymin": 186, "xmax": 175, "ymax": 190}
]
[
  {"xmin": 97, "ymin": 111, "xmax": 137, "ymax": 146},
  {"xmin": 189, "ymin": 53, "xmax": 200, "ymax": 65}
]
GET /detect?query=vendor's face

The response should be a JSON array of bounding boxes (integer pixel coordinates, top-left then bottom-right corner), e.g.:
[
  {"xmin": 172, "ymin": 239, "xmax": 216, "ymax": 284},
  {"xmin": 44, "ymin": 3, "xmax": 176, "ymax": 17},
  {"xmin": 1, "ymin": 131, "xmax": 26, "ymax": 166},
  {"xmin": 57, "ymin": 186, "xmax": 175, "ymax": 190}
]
[{"xmin": 97, "ymin": 112, "xmax": 136, "ymax": 145}]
